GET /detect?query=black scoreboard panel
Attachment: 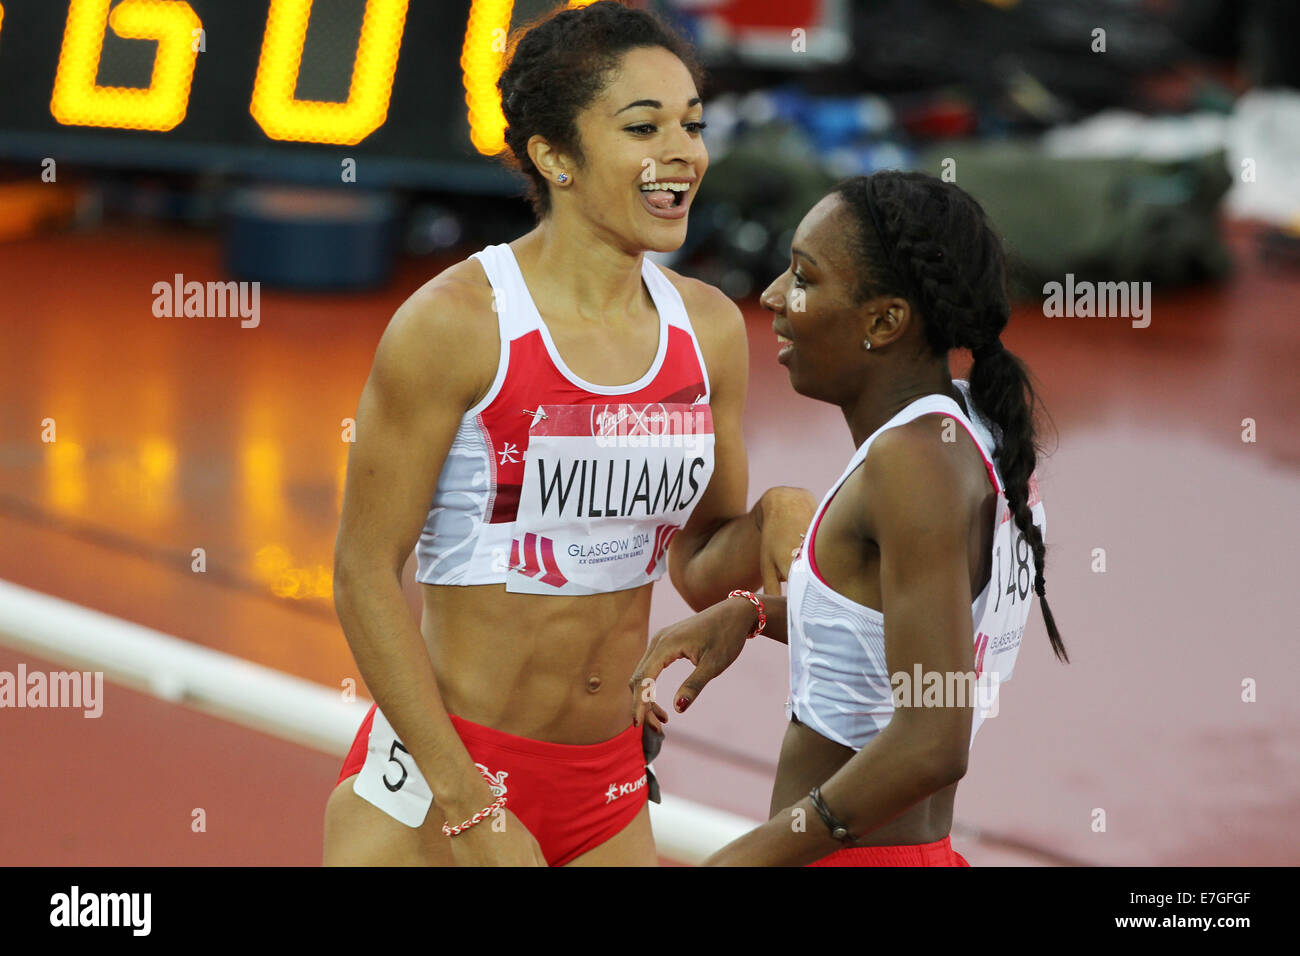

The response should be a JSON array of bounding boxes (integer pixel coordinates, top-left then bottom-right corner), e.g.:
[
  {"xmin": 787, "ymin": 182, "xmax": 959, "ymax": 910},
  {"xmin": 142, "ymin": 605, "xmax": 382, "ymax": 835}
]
[{"xmin": 0, "ymin": 0, "xmax": 569, "ymax": 191}]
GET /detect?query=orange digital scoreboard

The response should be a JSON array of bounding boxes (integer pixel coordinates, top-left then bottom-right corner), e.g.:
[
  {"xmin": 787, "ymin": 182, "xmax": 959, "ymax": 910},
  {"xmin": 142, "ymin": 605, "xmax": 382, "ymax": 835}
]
[{"xmin": 0, "ymin": 0, "xmax": 592, "ymax": 190}]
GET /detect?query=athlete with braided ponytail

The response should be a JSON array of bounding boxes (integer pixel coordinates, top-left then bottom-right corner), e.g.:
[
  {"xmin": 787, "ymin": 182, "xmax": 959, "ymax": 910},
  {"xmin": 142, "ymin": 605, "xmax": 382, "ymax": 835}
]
[{"xmin": 630, "ymin": 170, "xmax": 1065, "ymax": 866}]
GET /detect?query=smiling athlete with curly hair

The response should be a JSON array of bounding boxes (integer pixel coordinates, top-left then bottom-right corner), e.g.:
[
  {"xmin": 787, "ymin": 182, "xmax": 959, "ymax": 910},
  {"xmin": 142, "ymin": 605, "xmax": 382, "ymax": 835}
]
[{"xmin": 323, "ymin": 1, "xmax": 813, "ymax": 867}]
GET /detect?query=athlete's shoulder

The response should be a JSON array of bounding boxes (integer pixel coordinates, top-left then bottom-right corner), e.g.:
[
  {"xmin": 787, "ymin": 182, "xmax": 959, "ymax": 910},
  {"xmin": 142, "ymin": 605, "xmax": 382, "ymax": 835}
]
[
  {"xmin": 654, "ymin": 263, "xmax": 744, "ymax": 350},
  {"xmin": 655, "ymin": 264, "xmax": 742, "ymax": 327},
  {"xmin": 400, "ymin": 255, "xmax": 495, "ymax": 327},
  {"xmin": 371, "ymin": 255, "xmax": 499, "ymax": 404},
  {"xmin": 870, "ymin": 414, "xmax": 966, "ymax": 466},
  {"xmin": 384, "ymin": 255, "xmax": 498, "ymax": 348},
  {"xmin": 863, "ymin": 416, "xmax": 987, "ymax": 523}
]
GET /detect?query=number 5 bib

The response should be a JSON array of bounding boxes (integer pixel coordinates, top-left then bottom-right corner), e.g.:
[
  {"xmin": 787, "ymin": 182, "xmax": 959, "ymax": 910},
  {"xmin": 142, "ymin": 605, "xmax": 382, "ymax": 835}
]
[{"xmin": 507, "ymin": 402, "xmax": 715, "ymax": 596}]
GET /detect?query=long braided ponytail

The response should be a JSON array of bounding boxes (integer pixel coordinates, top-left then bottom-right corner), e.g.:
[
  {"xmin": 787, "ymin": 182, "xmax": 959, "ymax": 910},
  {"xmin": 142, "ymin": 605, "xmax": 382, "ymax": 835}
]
[{"xmin": 835, "ymin": 171, "xmax": 1066, "ymax": 662}]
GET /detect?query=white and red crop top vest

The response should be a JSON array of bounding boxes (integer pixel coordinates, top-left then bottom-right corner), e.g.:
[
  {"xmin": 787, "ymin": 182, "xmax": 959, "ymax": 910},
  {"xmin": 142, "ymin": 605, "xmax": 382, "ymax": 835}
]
[
  {"xmin": 414, "ymin": 243, "xmax": 715, "ymax": 595},
  {"xmin": 785, "ymin": 382, "xmax": 1046, "ymax": 751}
]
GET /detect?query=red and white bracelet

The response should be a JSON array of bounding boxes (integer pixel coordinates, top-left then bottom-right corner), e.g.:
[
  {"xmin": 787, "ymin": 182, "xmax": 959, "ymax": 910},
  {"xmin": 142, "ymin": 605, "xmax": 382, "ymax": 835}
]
[
  {"xmin": 728, "ymin": 589, "xmax": 766, "ymax": 639},
  {"xmin": 442, "ymin": 787, "xmax": 508, "ymax": 838}
]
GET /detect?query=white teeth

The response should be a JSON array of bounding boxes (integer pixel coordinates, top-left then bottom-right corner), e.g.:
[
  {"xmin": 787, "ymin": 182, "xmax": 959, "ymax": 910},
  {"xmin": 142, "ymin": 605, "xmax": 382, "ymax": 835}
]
[{"xmin": 639, "ymin": 181, "xmax": 691, "ymax": 191}]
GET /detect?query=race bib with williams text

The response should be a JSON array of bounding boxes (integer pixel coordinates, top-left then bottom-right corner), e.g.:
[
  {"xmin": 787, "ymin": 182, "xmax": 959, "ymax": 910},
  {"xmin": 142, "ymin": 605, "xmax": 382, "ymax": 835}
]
[{"xmin": 506, "ymin": 402, "xmax": 715, "ymax": 596}]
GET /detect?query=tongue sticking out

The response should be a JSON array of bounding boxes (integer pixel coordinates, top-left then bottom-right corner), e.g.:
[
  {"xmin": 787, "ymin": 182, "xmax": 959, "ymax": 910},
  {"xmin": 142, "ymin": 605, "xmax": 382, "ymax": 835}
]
[{"xmin": 643, "ymin": 190, "xmax": 675, "ymax": 209}]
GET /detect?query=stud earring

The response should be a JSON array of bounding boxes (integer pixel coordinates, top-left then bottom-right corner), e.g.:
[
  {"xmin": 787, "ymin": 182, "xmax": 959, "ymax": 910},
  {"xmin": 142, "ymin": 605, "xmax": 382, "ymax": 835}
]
[
  {"xmin": 863, "ymin": 339, "xmax": 872, "ymax": 351},
  {"xmin": 556, "ymin": 172, "xmax": 569, "ymax": 184}
]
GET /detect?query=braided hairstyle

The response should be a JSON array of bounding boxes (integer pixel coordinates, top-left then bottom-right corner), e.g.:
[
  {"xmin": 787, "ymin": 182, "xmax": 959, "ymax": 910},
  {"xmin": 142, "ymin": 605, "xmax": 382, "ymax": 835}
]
[
  {"xmin": 498, "ymin": 1, "xmax": 703, "ymax": 219},
  {"xmin": 835, "ymin": 171, "xmax": 1066, "ymax": 662}
]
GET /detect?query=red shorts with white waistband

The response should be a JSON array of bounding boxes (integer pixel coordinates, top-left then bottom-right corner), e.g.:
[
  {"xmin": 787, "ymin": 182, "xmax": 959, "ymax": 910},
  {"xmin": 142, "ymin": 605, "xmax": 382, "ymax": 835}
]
[
  {"xmin": 808, "ymin": 835, "xmax": 970, "ymax": 866},
  {"xmin": 337, "ymin": 703, "xmax": 650, "ymax": 867}
]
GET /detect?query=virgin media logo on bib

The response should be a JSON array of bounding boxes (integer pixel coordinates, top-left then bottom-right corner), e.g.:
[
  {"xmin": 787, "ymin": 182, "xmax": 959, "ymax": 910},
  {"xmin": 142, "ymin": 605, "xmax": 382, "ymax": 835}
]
[
  {"xmin": 591, "ymin": 403, "xmax": 711, "ymax": 449},
  {"xmin": 507, "ymin": 402, "xmax": 716, "ymax": 596}
]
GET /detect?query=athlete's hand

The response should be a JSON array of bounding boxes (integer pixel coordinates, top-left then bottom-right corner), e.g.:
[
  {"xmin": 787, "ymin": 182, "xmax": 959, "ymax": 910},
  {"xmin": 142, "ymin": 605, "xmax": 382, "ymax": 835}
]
[
  {"xmin": 446, "ymin": 807, "xmax": 547, "ymax": 867},
  {"xmin": 629, "ymin": 595, "xmax": 757, "ymax": 731},
  {"xmin": 755, "ymin": 486, "xmax": 818, "ymax": 595}
]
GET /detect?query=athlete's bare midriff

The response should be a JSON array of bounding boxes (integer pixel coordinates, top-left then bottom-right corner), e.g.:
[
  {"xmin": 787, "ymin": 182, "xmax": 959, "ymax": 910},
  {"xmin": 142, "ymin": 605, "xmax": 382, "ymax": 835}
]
[
  {"xmin": 419, "ymin": 582, "xmax": 654, "ymax": 745},
  {"xmin": 769, "ymin": 718, "xmax": 957, "ymax": 846}
]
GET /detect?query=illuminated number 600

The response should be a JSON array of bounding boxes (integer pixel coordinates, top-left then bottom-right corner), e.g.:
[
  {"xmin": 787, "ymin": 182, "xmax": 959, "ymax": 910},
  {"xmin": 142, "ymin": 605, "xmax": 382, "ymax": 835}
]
[
  {"xmin": 251, "ymin": 0, "xmax": 410, "ymax": 145},
  {"xmin": 50, "ymin": 0, "xmax": 201, "ymax": 131}
]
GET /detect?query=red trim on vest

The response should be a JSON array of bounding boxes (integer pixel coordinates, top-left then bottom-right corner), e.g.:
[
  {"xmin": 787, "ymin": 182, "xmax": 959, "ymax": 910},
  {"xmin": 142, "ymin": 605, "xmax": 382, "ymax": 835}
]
[{"xmin": 479, "ymin": 326, "xmax": 707, "ymax": 525}]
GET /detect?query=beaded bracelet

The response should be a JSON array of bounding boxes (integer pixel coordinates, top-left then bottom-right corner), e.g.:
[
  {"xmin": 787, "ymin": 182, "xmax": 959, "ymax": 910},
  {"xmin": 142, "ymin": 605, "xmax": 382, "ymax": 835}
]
[
  {"xmin": 442, "ymin": 786, "xmax": 508, "ymax": 837},
  {"xmin": 727, "ymin": 589, "xmax": 766, "ymax": 639}
]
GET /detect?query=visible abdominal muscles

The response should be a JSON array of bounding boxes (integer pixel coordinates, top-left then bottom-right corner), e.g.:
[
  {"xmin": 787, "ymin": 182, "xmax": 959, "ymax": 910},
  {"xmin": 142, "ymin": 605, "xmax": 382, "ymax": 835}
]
[{"xmin": 420, "ymin": 582, "xmax": 654, "ymax": 743}]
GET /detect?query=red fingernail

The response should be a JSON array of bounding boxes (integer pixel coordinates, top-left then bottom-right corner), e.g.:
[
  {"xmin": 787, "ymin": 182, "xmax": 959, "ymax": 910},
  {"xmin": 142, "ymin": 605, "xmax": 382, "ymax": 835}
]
[{"xmin": 676, "ymin": 697, "xmax": 691, "ymax": 712}]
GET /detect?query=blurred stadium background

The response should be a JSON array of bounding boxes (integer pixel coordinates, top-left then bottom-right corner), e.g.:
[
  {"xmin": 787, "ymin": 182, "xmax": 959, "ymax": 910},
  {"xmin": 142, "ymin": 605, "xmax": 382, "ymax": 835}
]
[{"xmin": 1, "ymin": 0, "xmax": 1297, "ymax": 865}]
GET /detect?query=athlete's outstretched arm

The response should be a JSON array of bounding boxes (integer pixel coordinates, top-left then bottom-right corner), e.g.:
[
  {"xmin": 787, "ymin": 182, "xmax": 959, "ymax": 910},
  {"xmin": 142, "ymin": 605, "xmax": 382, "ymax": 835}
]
[
  {"xmin": 702, "ymin": 420, "xmax": 979, "ymax": 865},
  {"xmin": 334, "ymin": 275, "xmax": 544, "ymax": 865},
  {"xmin": 665, "ymin": 280, "xmax": 816, "ymax": 611}
]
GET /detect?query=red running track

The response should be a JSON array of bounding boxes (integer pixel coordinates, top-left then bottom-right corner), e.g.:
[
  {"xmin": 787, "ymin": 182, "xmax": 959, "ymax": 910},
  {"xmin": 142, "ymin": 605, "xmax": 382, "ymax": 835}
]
[{"xmin": 0, "ymin": 222, "xmax": 1296, "ymax": 865}]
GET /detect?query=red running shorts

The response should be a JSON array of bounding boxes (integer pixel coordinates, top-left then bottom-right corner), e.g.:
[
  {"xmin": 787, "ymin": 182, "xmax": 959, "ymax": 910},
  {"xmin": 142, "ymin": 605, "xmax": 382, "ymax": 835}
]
[
  {"xmin": 809, "ymin": 835, "xmax": 970, "ymax": 866},
  {"xmin": 338, "ymin": 703, "xmax": 650, "ymax": 867}
]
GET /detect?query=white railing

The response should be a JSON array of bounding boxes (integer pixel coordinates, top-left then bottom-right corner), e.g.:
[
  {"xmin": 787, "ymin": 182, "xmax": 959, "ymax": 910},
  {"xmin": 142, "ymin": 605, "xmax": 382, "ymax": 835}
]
[{"xmin": 0, "ymin": 579, "xmax": 758, "ymax": 864}]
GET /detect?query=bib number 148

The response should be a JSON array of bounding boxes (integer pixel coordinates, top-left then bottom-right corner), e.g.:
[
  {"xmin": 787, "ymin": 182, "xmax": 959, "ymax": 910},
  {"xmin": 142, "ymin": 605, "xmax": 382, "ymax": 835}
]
[{"xmin": 993, "ymin": 524, "xmax": 1031, "ymax": 612}]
